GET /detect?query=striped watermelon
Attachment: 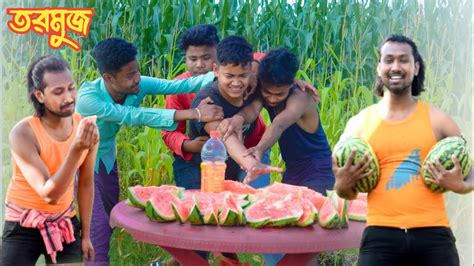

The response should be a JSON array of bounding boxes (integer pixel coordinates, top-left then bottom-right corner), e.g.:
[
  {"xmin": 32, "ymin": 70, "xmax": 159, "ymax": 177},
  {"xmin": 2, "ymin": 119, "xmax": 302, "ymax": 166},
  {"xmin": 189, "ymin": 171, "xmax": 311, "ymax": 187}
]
[
  {"xmin": 422, "ymin": 136, "xmax": 472, "ymax": 193},
  {"xmin": 333, "ymin": 136, "xmax": 380, "ymax": 192}
]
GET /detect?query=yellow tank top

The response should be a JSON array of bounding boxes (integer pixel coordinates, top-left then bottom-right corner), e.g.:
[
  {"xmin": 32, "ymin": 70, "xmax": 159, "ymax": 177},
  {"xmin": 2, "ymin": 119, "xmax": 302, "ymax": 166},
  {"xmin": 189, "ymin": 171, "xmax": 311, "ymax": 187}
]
[
  {"xmin": 6, "ymin": 113, "xmax": 87, "ymax": 214},
  {"xmin": 361, "ymin": 101, "xmax": 448, "ymax": 228}
]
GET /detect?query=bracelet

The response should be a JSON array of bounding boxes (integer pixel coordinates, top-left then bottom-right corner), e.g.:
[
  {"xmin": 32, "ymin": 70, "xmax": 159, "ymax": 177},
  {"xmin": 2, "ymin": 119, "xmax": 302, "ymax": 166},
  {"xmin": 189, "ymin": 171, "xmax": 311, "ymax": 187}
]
[{"xmin": 195, "ymin": 108, "xmax": 201, "ymax": 122}]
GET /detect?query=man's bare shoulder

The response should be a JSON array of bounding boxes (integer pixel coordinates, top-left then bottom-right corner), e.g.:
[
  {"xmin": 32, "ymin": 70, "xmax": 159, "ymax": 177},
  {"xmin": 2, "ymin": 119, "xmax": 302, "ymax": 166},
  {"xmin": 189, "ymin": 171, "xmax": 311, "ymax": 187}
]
[
  {"xmin": 9, "ymin": 118, "xmax": 37, "ymax": 149},
  {"xmin": 429, "ymin": 104, "xmax": 461, "ymax": 139},
  {"xmin": 342, "ymin": 104, "xmax": 377, "ymax": 139}
]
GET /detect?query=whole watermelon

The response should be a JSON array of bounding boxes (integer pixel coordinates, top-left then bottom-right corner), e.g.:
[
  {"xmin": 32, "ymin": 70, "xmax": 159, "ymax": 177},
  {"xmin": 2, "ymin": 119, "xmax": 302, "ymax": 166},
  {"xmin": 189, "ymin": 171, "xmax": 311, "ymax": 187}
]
[
  {"xmin": 333, "ymin": 136, "xmax": 380, "ymax": 193},
  {"xmin": 422, "ymin": 136, "xmax": 472, "ymax": 193}
]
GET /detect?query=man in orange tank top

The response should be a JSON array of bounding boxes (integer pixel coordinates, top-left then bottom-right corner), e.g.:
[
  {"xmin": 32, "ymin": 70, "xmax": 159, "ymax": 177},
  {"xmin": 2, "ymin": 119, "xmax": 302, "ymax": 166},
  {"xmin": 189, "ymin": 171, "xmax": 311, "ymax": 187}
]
[
  {"xmin": 333, "ymin": 35, "xmax": 473, "ymax": 266},
  {"xmin": 2, "ymin": 56, "xmax": 99, "ymax": 264}
]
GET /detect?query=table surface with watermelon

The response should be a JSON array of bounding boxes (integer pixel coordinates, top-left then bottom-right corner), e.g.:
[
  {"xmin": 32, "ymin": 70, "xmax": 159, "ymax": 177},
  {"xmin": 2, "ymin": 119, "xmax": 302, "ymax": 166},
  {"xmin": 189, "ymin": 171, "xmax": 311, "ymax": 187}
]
[{"xmin": 111, "ymin": 181, "xmax": 367, "ymax": 266}]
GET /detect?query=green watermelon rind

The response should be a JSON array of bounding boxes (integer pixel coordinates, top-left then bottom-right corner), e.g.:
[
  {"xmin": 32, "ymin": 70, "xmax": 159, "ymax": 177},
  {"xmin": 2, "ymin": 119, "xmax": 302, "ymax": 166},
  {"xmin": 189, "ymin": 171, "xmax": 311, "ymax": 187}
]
[
  {"xmin": 146, "ymin": 199, "xmax": 176, "ymax": 223},
  {"xmin": 268, "ymin": 211, "xmax": 303, "ymax": 227},
  {"xmin": 348, "ymin": 212, "xmax": 366, "ymax": 222},
  {"xmin": 333, "ymin": 137, "xmax": 380, "ymax": 193},
  {"xmin": 219, "ymin": 208, "xmax": 240, "ymax": 226},
  {"xmin": 171, "ymin": 201, "xmax": 189, "ymax": 224},
  {"xmin": 422, "ymin": 136, "xmax": 472, "ymax": 193},
  {"xmin": 188, "ymin": 195, "xmax": 205, "ymax": 225},
  {"xmin": 127, "ymin": 187, "xmax": 147, "ymax": 209}
]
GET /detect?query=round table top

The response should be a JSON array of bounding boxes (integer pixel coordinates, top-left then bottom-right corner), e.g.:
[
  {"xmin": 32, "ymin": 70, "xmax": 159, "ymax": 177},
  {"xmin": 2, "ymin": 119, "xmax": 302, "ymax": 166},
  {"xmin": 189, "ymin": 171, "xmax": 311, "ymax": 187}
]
[{"xmin": 110, "ymin": 201, "xmax": 366, "ymax": 254}]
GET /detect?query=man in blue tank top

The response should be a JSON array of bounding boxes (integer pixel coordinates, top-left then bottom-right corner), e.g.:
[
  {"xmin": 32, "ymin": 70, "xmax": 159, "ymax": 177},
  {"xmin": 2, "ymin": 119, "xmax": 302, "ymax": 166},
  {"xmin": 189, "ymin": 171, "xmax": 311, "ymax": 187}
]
[{"xmin": 218, "ymin": 48, "xmax": 335, "ymax": 194}]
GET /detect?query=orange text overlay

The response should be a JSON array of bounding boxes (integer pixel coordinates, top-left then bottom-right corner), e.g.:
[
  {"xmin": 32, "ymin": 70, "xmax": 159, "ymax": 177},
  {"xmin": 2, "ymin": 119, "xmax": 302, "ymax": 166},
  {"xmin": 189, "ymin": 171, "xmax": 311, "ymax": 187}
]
[{"xmin": 6, "ymin": 7, "xmax": 94, "ymax": 51}]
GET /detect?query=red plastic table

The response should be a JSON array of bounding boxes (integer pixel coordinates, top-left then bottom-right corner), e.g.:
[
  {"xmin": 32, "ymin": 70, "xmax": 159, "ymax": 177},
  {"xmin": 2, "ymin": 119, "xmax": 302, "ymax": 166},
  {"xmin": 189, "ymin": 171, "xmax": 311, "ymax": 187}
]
[{"xmin": 110, "ymin": 201, "xmax": 365, "ymax": 266}]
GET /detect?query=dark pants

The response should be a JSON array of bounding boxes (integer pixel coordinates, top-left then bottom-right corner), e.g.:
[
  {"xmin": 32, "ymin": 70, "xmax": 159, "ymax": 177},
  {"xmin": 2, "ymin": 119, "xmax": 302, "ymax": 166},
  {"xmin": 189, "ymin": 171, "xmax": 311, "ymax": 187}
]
[
  {"xmin": 358, "ymin": 226, "xmax": 460, "ymax": 266},
  {"xmin": 1, "ymin": 216, "xmax": 82, "ymax": 265},
  {"xmin": 88, "ymin": 160, "xmax": 120, "ymax": 265}
]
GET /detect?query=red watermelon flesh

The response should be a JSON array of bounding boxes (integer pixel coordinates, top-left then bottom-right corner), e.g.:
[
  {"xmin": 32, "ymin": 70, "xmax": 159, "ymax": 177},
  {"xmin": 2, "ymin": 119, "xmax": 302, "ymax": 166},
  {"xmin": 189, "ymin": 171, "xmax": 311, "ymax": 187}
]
[
  {"xmin": 223, "ymin": 180, "xmax": 257, "ymax": 194},
  {"xmin": 301, "ymin": 189, "xmax": 325, "ymax": 210},
  {"xmin": 262, "ymin": 182, "xmax": 306, "ymax": 196},
  {"xmin": 348, "ymin": 199, "xmax": 367, "ymax": 222},
  {"xmin": 195, "ymin": 193, "xmax": 219, "ymax": 225},
  {"xmin": 171, "ymin": 192, "xmax": 200, "ymax": 224},
  {"xmin": 297, "ymin": 198, "xmax": 318, "ymax": 227},
  {"xmin": 326, "ymin": 190, "xmax": 348, "ymax": 223},
  {"xmin": 245, "ymin": 193, "xmax": 303, "ymax": 228},
  {"xmin": 318, "ymin": 197, "xmax": 343, "ymax": 229},
  {"xmin": 145, "ymin": 190, "xmax": 181, "ymax": 222},
  {"xmin": 261, "ymin": 182, "xmax": 324, "ymax": 210},
  {"xmin": 128, "ymin": 185, "xmax": 184, "ymax": 209},
  {"xmin": 219, "ymin": 193, "xmax": 244, "ymax": 226}
]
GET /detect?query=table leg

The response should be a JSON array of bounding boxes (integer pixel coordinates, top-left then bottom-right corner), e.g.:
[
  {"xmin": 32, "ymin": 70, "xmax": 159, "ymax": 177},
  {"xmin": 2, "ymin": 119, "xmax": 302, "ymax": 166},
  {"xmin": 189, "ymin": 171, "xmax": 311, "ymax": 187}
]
[
  {"xmin": 276, "ymin": 253, "xmax": 319, "ymax": 266},
  {"xmin": 160, "ymin": 246, "xmax": 209, "ymax": 266}
]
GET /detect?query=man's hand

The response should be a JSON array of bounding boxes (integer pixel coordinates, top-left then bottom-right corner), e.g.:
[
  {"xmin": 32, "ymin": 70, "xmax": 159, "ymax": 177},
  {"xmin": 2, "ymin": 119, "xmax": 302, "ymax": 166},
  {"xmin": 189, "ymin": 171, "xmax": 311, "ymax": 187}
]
[
  {"xmin": 72, "ymin": 116, "xmax": 99, "ymax": 152},
  {"xmin": 197, "ymin": 97, "xmax": 224, "ymax": 122},
  {"xmin": 182, "ymin": 136, "xmax": 209, "ymax": 153},
  {"xmin": 243, "ymin": 146, "xmax": 263, "ymax": 162},
  {"xmin": 243, "ymin": 162, "xmax": 283, "ymax": 184},
  {"xmin": 81, "ymin": 236, "xmax": 95, "ymax": 262},
  {"xmin": 294, "ymin": 80, "xmax": 320, "ymax": 104},
  {"xmin": 332, "ymin": 149, "xmax": 372, "ymax": 198},
  {"xmin": 425, "ymin": 155, "xmax": 469, "ymax": 194},
  {"xmin": 217, "ymin": 116, "xmax": 245, "ymax": 142}
]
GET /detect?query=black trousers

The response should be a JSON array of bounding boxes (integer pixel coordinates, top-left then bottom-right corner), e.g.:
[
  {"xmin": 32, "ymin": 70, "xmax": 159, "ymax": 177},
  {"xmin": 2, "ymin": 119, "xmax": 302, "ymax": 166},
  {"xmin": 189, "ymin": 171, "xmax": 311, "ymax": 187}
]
[
  {"xmin": 1, "ymin": 216, "xmax": 82, "ymax": 265},
  {"xmin": 358, "ymin": 226, "xmax": 460, "ymax": 266}
]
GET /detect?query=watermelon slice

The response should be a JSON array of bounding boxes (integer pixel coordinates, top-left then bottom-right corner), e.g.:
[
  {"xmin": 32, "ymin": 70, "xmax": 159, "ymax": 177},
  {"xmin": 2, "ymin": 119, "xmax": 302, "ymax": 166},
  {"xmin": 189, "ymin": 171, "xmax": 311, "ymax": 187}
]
[
  {"xmin": 326, "ymin": 190, "xmax": 348, "ymax": 227},
  {"xmin": 296, "ymin": 198, "xmax": 318, "ymax": 227},
  {"xmin": 171, "ymin": 192, "xmax": 200, "ymax": 224},
  {"xmin": 267, "ymin": 194, "xmax": 303, "ymax": 227},
  {"xmin": 223, "ymin": 180, "xmax": 257, "ymax": 194},
  {"xmin": 128, "ymin": 185, "xmax": 184, "ymax": 209},
  {"xmin": 195, "ymin": 193, "xmax": 219, "ymax": 225},
  {"xmin": 348, "ymin": 199, "xmax": 367, "ymax": 222},
  {"xmin": 261, "ymin": 182, "xmax": 324, "ymax": 210},
  {"xmin": 318, "ymin": 197, "xmax": 343, "ymax": 229},
  {"xmin": 145, "ymin": 190, "xmax": 181, "ymax": 222},
  {"xmin": 245, "ymin": 193, "xmax": 303, "ymax": 228},
  {"xmin": 219, "ymin": 193, "xmax": 244, "ymax": 226}
]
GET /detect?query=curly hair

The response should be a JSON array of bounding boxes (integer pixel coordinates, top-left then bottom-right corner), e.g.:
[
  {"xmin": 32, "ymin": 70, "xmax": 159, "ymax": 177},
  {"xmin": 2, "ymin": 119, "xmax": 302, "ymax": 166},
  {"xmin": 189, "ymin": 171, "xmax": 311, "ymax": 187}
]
[
  {"xmin": 93, "ymin": 37, "xmax": 137, "ymax": 75},
  {"xmin": 26, "ymin": 55, "xmax": 70, "ymax": 116},
  {"xmin": 258, "ymin": 48, "xmax": 299, "ymax": 86},
  {"xmin": 216, "ymin": 35, "xmax": 253, "ymax": 67},
  {"xmin": 375, "ymin": 34, "xmax": 425, "ymax": 97},
  {"xmin": 178, "ymin": 24, "xmax": 219, "ymax": 51}
]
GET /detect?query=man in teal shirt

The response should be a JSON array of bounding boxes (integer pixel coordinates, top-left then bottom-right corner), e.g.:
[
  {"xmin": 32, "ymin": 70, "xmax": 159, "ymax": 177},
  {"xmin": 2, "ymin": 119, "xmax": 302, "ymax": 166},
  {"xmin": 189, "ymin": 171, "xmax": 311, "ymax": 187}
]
[{"xmin": 76, "ymin": 37, "xmax": 222, "ymax": 264}]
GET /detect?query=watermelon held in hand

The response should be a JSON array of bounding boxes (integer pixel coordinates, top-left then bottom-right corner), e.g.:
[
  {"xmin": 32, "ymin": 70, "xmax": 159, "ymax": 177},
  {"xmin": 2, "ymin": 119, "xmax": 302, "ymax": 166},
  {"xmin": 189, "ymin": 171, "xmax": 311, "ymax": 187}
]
[
  {"xmin": 333, "ymin": 136, "xmax": 380, "ymax": 193},
  {"xmin": 422, "ymin": 136, "xmax": 472, "ymax": 193}
]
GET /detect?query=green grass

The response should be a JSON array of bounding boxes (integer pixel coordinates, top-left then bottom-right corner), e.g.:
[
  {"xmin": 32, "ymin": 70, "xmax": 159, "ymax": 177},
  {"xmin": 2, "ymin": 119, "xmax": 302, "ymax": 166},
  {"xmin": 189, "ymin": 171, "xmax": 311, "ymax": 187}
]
[{"xmin": 1, "ymin": 0, "xmax": 472, "ymax": 265}]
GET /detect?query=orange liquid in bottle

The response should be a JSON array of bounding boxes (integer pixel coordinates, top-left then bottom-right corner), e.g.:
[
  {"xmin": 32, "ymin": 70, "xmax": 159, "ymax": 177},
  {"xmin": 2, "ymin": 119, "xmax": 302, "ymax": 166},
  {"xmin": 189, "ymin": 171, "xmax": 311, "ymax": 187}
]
[{"xmin": 200, "ymin": 161, "xmax": 226, "ymax": 192}]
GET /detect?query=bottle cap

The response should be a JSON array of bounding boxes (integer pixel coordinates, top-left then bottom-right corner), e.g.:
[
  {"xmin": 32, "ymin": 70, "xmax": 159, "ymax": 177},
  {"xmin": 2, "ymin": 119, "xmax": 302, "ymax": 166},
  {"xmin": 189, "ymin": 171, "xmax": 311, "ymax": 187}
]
[{"xmin": 210, "ymin": 131, "xmax": 220, "ymax": 138}]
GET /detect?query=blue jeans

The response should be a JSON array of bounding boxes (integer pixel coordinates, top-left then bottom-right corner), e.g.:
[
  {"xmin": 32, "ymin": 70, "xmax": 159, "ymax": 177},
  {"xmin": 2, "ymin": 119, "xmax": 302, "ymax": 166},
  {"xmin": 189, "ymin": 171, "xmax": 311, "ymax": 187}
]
[{"xmin": 173, "ymin": 154, "xmax": 201, "ymax": 189}]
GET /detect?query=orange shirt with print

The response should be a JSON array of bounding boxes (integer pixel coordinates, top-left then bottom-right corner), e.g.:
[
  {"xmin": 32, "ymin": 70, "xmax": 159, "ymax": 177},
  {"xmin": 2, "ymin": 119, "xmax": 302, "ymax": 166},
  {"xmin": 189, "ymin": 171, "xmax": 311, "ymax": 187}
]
[{"xmin": 361, "ymin": 101, "xmax": 448, "ymax": 228}]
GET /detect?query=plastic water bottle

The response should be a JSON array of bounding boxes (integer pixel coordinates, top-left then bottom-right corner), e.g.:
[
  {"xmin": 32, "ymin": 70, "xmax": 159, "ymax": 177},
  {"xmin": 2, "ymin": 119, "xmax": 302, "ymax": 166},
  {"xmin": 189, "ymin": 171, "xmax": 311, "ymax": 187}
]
[{"xmin": 200, "ymin": 131, "xmax": 227, "ymax": 192}]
